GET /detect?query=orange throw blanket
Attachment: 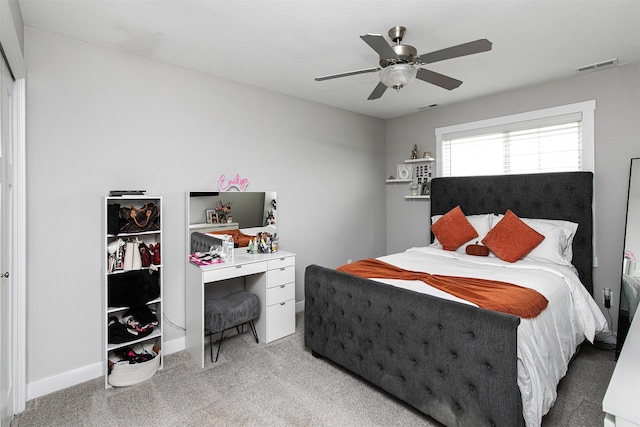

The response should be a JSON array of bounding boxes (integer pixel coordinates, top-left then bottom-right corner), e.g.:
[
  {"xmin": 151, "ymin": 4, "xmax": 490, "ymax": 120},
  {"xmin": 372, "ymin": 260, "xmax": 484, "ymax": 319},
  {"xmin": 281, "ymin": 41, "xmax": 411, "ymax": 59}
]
[
  {"xmin": 337, "ymin": 258, "xmax": 548, "ymax": 319},
  {"xmin": 207, "ymin": 229, "xmax": 253, "ymax": 247}
]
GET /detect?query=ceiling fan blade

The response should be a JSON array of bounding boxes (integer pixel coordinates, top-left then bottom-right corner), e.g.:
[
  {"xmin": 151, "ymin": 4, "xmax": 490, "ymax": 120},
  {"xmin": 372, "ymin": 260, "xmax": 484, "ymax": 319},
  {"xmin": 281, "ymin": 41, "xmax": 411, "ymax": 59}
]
[
  {"xmin": 315, "ymin": 67, "xmax": 381, "ymax": 81},
  {"xmin": 416, "ymin": 68, "xmax": 463, "ymax": 90},
  {"xmin": 360, "ymin": 34, "xmax": 399, "ymax": 60},
  {"xmin": 367, "ymin": 81, "xmax": 388, "ymax": 100},
  {"xmin": 418, "ymin": 39, "xmax": 492, "ymax": 64}
]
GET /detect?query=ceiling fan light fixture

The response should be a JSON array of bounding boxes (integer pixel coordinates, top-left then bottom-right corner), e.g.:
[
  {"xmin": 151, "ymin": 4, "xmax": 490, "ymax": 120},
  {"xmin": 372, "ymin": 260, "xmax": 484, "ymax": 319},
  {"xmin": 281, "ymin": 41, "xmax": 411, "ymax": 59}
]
[
  {"xmin": 316, "ymin": 26, "xmax": 492, "ymax": 100},
  {"xmin": 379, "ymin": 64, "xmax": 417, "ymax": 91}
]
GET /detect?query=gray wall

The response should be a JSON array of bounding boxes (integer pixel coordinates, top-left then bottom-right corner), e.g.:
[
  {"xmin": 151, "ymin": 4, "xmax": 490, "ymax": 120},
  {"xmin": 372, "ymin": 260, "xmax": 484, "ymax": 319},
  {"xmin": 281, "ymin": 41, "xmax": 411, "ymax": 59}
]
[
  {"xmin": 24, "ymin": 27, "xmax": 386, "ymax": 392},
  {"xmin": 385, "ymin": 62, "xmax": 640, "ymax": 334}
]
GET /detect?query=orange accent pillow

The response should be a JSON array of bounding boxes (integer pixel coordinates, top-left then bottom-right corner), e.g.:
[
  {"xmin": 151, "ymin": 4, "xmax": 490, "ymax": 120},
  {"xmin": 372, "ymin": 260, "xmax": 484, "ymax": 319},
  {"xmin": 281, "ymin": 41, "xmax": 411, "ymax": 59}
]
[
  {"xmin": 482, "ymin": 209, "xmax": 545, "ymax": 262},
  {"xmin": 431, "ymin": 206, "xmax": 479, "ymax": 251},
  {"xmin": 466, "ymin": 244, "xmax": 490, "ymax": 256}
]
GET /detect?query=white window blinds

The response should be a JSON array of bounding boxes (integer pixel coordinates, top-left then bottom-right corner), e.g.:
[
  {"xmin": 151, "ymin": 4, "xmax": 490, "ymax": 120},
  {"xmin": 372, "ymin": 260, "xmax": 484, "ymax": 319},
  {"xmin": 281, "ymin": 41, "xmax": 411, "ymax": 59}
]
[
  {"xmin": 436, "ymin": 101, "xmax": 595, "ymax": 178},
  {"xmin": 442, "ymin": 119, "xmax": 582, "ymax": 177}
]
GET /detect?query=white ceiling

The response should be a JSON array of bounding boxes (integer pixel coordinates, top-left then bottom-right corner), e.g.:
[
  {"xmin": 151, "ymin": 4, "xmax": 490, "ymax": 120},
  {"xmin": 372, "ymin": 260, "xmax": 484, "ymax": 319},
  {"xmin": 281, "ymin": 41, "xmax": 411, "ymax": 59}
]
[{"xmin": 17, "ymin": 0, "xmax": 640, "ymax": 119}]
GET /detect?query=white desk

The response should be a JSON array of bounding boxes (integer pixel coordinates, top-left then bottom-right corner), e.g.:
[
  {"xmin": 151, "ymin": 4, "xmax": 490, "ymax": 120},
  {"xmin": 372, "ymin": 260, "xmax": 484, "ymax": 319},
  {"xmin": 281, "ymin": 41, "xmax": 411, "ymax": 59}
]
[
  {"xmin": 186, "ymin": 249, "xmax": 296, "ymax": 368},
  {"xmin": 603, "ymin": 311, "xmax": 640, "ymax": 427}
]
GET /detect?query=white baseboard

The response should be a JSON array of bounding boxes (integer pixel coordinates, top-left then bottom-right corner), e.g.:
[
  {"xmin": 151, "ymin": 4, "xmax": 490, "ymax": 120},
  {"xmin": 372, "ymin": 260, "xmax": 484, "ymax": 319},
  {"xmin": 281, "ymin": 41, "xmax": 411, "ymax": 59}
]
[
  {"xmin": 26, "ymin": 361, "xmax": 102, "ymax": 401},
  {"xmin": 163, "ymin": 335, "xmax": 186, "ymax": 355},
  {"xmin": 597, "ymin": 330, "xmax": 617, "ymax": 345},
  {"xmin": 26, "ymin": 336, "xmax": 187, "ymax": 402},
  {"xmin": 25, "ymin": 308, "xmax": 299, "ymax": 402}
]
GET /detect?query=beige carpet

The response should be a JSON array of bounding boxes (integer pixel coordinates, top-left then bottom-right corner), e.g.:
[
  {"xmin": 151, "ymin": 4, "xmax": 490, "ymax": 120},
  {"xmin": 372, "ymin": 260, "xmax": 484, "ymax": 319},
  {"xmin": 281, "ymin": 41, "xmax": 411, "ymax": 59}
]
[{"xmin": 12, "ymin": 313, "xmax": 616, "ymax": 426}]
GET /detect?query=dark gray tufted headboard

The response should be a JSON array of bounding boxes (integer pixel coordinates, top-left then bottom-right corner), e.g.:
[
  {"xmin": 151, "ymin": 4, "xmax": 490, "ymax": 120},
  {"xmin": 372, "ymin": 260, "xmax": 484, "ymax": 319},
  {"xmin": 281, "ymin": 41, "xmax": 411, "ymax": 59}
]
[
  {"xmin": 190, "ymin": 231, "xmax": 224, "ymax": 254},
  {"xmin": 430, "ymin": 172, "xmax": 594, "ymax": 295}
]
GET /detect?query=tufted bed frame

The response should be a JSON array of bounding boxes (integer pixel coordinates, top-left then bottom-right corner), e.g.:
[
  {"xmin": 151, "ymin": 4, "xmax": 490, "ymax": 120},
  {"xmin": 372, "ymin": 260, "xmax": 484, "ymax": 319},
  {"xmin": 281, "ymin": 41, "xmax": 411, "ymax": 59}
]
[{"xmin": 304, "ymin": 171, "xmax": 593, "ymax": 427}]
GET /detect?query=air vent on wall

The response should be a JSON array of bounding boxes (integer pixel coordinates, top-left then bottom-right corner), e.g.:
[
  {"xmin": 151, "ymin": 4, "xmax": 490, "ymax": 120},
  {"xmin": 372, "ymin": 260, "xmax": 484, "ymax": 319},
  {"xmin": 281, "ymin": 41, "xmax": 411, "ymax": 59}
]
[{"xmin": 575, "ymin": 58, "xmax": 619, "ymax": 74}]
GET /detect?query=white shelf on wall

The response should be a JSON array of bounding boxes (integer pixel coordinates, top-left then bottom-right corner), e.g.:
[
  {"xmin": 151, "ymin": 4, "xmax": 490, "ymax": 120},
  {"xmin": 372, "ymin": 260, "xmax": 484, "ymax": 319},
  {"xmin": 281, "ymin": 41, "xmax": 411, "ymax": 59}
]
[
  {"xmin": 405, "ymin": 157, "xmax": 435, "ymax": 163},
  {"xmin": 386, "ymin": 157, "xmax": 435, "ymax": 199},
  {"xmin": 386, "ymin": 179, "xmax": 412, "ymax": 183}
]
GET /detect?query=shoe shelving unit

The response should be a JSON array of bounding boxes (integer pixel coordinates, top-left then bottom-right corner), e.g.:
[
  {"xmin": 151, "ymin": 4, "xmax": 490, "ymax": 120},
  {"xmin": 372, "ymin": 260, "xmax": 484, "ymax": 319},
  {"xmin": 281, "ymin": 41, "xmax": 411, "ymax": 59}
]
[{"xmin": 102, "ymin": 195, "xmax": 163, "ymax": 388}]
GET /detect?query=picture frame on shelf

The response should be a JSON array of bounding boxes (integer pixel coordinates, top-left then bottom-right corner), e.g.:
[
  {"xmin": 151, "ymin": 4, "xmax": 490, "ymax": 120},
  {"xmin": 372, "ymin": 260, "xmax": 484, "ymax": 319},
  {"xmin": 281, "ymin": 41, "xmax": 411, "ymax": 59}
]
[
  {"xmin": 421, "ymin": 181, "xmax": 431, "ymax": 196},
  {"xmin": 397, "ymin": 164, "xmax": 413, "ymax": 181},
  {"xmin": 205, "ymin": 209, "xmax": 218, "ymax": 224}
]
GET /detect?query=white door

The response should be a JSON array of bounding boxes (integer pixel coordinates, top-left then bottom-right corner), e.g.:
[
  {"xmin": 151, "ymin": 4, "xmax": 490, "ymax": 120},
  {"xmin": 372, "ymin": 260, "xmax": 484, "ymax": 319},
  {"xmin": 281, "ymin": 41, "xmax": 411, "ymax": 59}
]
[{"xmin": 0, "ymin": 56, "xmax": 14, "ymax": 427}]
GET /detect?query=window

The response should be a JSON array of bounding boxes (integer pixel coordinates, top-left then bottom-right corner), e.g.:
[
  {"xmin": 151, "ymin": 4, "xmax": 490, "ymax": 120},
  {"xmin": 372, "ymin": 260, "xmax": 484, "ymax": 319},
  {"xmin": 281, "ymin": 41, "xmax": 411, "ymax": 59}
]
[{"xmin": 435, "ymin": 101, "xmax": 595, "ymax": 177}]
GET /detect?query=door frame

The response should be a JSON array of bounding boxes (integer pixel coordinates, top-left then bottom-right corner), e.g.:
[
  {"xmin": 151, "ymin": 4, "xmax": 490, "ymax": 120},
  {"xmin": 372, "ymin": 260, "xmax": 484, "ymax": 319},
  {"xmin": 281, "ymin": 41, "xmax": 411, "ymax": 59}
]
[{"xmin": 0, "ymin": 2, "xmax": 26, "ymax": 415}]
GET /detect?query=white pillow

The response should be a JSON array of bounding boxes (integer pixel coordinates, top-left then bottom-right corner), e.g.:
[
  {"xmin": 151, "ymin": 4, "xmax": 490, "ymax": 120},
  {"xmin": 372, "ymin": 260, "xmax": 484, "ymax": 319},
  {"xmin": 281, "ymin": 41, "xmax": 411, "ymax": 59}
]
[
  {"xmin": 493, "ymin": 215, "xmax": 577, "ymax": 266},
  {"xmin": 430, "ymin": 213, "xmax": 497, "ymax": 252},
  {"xmin": 523, "ymin": 218, "xmax": 578, "ymax": 262}
]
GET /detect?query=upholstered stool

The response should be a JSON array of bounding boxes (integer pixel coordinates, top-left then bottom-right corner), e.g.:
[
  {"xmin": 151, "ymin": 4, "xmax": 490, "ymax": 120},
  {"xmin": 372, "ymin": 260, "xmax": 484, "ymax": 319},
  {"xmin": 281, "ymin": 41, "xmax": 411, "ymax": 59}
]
[{"xmin": 204, "ymin": 291, "xmax": 260, "ymax": 362}]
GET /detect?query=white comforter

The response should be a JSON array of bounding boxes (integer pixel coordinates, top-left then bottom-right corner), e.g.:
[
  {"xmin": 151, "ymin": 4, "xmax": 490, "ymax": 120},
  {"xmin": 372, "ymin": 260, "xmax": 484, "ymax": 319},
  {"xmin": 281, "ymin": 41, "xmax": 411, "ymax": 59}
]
[{"xmin": 373, "ymin": 246, "xmax": 607, "ymax": 427}]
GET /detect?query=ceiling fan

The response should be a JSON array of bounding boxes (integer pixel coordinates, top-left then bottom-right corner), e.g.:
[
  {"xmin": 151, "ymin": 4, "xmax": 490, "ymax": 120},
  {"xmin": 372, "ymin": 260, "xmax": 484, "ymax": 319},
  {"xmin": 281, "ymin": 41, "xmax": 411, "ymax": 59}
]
[{"xmin": 315, "ymin": 26, "xmax": 492, "ymax": 100}]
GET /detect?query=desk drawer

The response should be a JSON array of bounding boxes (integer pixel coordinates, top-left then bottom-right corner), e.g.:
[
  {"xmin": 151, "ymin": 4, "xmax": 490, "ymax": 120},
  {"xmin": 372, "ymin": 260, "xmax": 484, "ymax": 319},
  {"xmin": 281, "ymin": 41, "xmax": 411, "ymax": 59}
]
[
  {"xmin": 202, "ymin": 261, "xmax": 267, "ymax": 283},
  {"xmin": 267, "ymin": 265, "xmax": 295, "ymax": 288},
  {"xmin": 267, "ymin": 255, "xmax": 295, "ymax": 270},
  {"xmin": 266, "ymin": 299, "xmax": 295, "ymax": 342},
  {"xmin": 266, "ymin": 282, "xmax": 294, "ymax": 305}
]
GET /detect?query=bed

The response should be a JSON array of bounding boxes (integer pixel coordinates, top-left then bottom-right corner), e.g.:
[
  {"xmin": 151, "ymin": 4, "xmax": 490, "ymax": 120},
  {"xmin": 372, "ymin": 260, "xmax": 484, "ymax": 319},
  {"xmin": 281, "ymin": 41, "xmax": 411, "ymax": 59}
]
[{"xmin": 304, "ymin": 171, "xmax": 607, "ymax": 427}]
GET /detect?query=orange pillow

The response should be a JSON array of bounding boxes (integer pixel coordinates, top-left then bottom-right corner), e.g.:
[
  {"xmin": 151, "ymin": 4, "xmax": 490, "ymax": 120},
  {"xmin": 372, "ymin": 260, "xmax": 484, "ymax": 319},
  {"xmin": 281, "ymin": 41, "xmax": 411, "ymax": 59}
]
[
  {"xmin": 482, "ymin": 210, "xmax": 545, "ymax": 262},
  {"xmin": 431, "ymin": 206, "xmax": 479, "ymax": 251},
  {"xmin": 466, "ymin": 244, "xmax": 490, "ymax": 256}
]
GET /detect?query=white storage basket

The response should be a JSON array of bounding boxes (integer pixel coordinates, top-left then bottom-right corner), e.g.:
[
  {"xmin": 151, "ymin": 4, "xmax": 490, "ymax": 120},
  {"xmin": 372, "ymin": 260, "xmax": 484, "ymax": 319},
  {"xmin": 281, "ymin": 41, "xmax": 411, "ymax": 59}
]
[{"xmin": 108, "ymin": 343, "xmax": 161, "ymax": 387}]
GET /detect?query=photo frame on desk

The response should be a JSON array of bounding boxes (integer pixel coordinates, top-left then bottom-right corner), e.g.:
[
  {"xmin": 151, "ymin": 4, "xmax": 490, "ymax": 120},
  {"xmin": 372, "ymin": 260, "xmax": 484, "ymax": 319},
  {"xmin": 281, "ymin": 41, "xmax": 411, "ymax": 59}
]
[{"xmin": 205, "ymin": 209, "xmax": 218, "ymax": 224}]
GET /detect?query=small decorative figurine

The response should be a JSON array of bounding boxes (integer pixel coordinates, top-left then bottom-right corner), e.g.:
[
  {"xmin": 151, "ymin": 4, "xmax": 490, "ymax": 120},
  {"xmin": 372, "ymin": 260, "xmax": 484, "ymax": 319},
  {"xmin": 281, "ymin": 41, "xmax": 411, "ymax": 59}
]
[{"xmin": 411, "ymin": 144, "xmax": 419, "ymax": 159}]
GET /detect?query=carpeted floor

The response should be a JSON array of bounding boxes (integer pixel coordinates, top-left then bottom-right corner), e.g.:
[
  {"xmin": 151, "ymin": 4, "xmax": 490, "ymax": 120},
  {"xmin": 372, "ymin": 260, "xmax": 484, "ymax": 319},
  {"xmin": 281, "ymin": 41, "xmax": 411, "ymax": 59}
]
[{"xmin": 12, "ymin": 312, "xmax": 616, "ymax": 426}]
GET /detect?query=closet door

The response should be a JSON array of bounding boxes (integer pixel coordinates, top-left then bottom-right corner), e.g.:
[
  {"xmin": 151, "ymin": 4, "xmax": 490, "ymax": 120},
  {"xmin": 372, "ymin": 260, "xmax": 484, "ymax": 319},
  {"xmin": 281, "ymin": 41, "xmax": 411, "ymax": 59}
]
[{"xmin": 0, "ymin": 55, "xmax": 15, "ymax": 427}]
